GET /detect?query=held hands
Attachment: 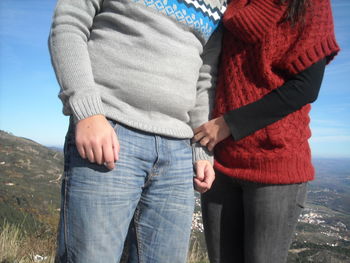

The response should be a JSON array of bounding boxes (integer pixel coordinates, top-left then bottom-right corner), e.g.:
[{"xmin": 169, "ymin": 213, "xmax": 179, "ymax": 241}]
[
  {"xmin": 75, "ymin": 115, "xmax": 120, "ymax": 170},
  {"xmin": 192, "ymin": 117, "xmax": 230, "ymax": 192},
  {"xmin": 193, "ymin": 116, "xmax": 231, "ymax": 152},
  {"xmin": 194, "ymin": 160, "xmax": 215, "ymax": 193}
]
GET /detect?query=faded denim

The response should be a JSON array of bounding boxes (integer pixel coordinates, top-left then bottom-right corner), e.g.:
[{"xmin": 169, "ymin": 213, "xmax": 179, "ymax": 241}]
[{"xmin": 56, "ymin": 120, "xmax": 194, "ymax": 263}]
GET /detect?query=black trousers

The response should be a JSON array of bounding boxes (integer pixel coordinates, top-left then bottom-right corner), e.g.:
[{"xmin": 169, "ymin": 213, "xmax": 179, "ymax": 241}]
[{"xmin": 201, "ymin": 172, "xmax": 307, "ymax": 263}]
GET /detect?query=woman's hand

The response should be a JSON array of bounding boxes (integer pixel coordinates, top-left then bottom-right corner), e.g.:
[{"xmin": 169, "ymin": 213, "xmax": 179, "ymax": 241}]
[{"xmin": 193, "ymin": 117, "xmax": 231, "ymax": 151}]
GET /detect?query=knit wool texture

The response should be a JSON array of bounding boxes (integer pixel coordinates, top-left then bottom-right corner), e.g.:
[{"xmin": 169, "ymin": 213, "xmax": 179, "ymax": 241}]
[
  {"xmin": 212, "ymin": 0, "xmax": 340, "ymax": 184},
  {"xmin": 49, "ymin": 0, "xmax": 227, "ymax": 163}
]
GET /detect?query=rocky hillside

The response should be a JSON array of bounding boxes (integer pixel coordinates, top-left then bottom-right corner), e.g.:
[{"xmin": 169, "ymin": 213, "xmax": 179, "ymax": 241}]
[
  {"xmin": 0, "ymin": 130, "xmax": 63, "ymax": 231},
  {"xmin": 0, "ymin": 130, "xmax": 349, "ymax": 262}
]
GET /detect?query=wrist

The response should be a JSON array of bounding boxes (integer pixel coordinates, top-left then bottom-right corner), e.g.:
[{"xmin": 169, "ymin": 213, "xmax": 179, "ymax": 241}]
[{"xmin": 192, "ymin": 143, "xmax": 213, "ymax": 165}]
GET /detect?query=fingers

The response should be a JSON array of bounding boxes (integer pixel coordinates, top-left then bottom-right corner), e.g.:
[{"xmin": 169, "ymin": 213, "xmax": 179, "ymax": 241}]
[
  {"xmin": 204, "ymin": 165, "xmax": 215, "ymax": 189},
  {"xmin": 194, "ymin": 161, "xmax": 215, "ymax": 193},
  {"xmin": 76, "ymin": 143, "xmax": 86, "ymax": 159},
  {"xmin": 111, "ymin": 132, "xmax": 120, "ymax": 162},
  {"xmin": 193, "ymin": 123, "xmax": 211, "ymax": 143},
  {"xmin": 102, "ymin": 142, "xmax": 115, "ymax": 170},
  {"xmin": 193, "ymin": 128, "xmax": 213, "ymax": 148},
  {"xmin": 193, "ymin": 125, "xmax": 216, "ymax": 149},
  {"xmin": 194, "ymin": 162, "xmax": 206, "ymax": 193},
  {"xmin": 194, "ymin": 177, "xmax": 209, "ymax": 193},
  {"xmin": 74, "ymin": 115, "xmax": 120, "ymax": 170},
  {"xmin": 193, "ymin": 130, "xmax": 205, "ymax": 143},
  {"xmin": 199, "ymin": 137, "xmax": 210, "ymax": 147},
  {"xmin": 195, "ymin": 161, "xmax": 205, "ymax": 181},
  {"xmin": 102, "ymin": 132, "xmax": 120, "ymax": 170},
  {"xmin": 196, "ymin": 133, "xmax": 216, "ymax": 150},
  {"xmin": 76, "ymin": 142, "xmax": 99, "ymax": 164},
  {"xmin": 92, "ymin": 141, "xmax": 103, "ymax": 165},
  {"xmin": 193, "ymin": 117, "xmax": 231, "ymax": 151},
  {"xmin": 195, "ymin": 172, "xmax": 214, "ymax": 192},
  {"xmin": 193, "ymin": 126, "xmax": 203, "ymax": 134},
  {"xmin": 78, "ymin": 137, "xmax": 116, "ymax": 169},
  {"xmin": 85, "ymin": 146, "xmax": 96, "ymax": 163},
  {"xmin": 207, "ymin": 142, "xmax": 215, "ymax": 152}
]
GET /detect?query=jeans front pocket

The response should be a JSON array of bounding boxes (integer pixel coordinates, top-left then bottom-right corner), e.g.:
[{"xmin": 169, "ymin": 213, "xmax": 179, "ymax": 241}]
[{"xmin": 107, "ymin": 118, "xmax": 119, "ymax": 130}]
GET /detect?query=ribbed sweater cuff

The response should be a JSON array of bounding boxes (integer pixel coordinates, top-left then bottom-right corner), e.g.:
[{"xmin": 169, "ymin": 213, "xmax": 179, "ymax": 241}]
[
  {"xmin": 285, "ymin": 35, "xmax": 340, "ymax": 75},
  {"xmin": 192, "ymin": 143, "xmax": 214, "ymax": 165},
  {"xmin": 214, "ymin": 151, "xmax": 315, "ymax": 184},
  {"xmin": 69, "ymin": 95, "xmax": 105, "ymax": 121}
]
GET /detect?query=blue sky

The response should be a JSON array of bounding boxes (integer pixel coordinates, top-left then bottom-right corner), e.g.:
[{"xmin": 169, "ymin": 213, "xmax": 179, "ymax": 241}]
[{"xmin": 0, "ymin": 0, "xmax": 349, "ymax": 158}]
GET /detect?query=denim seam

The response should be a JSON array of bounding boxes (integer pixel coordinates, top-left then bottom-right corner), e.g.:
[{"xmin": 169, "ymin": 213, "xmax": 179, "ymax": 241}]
[
  {"xmin": 63, "ymin": 175, "xmax": 70, "ymax": 262},
  {"xmin": 282, "ymin": 184, "xmax": 303, "ymax": 257},
  {"xmin": 153, "ymin": 136, "xmax": 160, "ymax": 174},
  {"xmin": 134, "ymin": 207, "xmax": 143, "ymax": 263},
  {"xmin": 63, "ymin": 143, "xmax": 71, "ymax": 262},
  {"xmin": 145, "ymin": 163, "xmax": 159, "ymax": 186},
  {"xmin": 144, "ymin": 171, "xmax": 156, "ymax": 187},
  {"xmin": 144, "ymin": 136, "xmax": 160, "ymax": 187},
  {"xmin": 296, "ymin": 183, "xmax": 307, "ymax": 209}
]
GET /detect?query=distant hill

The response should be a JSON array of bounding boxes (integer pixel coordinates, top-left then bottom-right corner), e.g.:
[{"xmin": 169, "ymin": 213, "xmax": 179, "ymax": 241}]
[
  {"xmin": 0, "ymin": 130, "xmax": 349, "ymax": 262},
  {"xmin": 48, "ymin": 146, "xmax": 63, "ymax": 153},
  {"xmin": 191, "ymin": 158, "xmax": 350, "ymax": 262},
  {"xmin": 287, "ymin": 158, "xmax": 350, "ymax": 262},
  {"xmin": 309, "ymin": 158, "xmax": 350, "ymax": 215},
  {"xmin": 0, "ymin": 130, "xmax": 63, "ymax": 232}
]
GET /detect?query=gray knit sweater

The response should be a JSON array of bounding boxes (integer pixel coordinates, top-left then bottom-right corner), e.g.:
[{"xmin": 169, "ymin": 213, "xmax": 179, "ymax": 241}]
[{"xmin": 49, "ymin": 0, "xmax": 226, "ymax": 163}]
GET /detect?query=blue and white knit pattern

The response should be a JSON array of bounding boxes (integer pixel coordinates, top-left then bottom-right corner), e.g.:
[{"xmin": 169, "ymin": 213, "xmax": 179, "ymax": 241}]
[{"xmin": 132, "ymin": 0, "xmax": 227, "ymax": 39}]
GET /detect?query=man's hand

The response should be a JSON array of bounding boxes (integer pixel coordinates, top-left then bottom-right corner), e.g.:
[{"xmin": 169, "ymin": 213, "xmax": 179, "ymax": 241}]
[
  {"xmin": 193, "ymin": 116, "xmax": 231, "ymax": 151},
  {"xmin": 75, "ymin": 115, "xmax": 120, "ymax": 170},
  {"xmin": 194, "ymin": 160, "xmax": 215, "ymax": 193}
]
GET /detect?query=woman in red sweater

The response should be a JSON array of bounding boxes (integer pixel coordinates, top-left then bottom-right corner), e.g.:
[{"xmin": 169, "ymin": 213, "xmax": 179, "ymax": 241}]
[{"xmin": 193, "ymin": 0, "xmax": 340, "ymax": 262}]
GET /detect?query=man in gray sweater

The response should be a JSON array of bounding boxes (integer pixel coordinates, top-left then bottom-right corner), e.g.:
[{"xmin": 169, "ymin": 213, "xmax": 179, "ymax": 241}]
[{"xmin": 49, "ymin": 0, "xmax": 226, "ymax": 262}]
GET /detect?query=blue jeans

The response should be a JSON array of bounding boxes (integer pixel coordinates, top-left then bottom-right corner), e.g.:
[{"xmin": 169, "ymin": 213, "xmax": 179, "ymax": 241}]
[
  {"xmin": 56, "ymin": 119, "xmax": 195, "ymax": 263},
  {"xmin": 201, "ymin": 172, "xmax": 307, "ymax": 263}
]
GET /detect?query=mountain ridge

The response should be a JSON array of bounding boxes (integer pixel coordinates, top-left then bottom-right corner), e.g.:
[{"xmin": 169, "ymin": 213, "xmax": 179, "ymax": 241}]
[{"xmin": 0, "ymin": 130, "xmax": 349, "ymax": 262}]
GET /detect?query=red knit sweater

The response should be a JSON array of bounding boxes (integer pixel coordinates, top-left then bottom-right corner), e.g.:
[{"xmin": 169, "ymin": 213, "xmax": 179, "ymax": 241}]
[{"xmin": 213, "ymin": 0, "xmax": 340, "ymax": 184}]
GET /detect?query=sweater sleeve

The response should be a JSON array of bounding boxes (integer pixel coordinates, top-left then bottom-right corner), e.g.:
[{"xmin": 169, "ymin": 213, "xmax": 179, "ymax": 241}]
[
  {"xmin": 49, "ymin": 0, "xmax": 105, "ymax": 122},
  {"xmin": 223, "ymin": 0, "xmax": 286, "ymax": 43},
  {"xmin": 224, "ymin": 58, "xmax": 326, "ymax": 141},
  {"xmin": 189, "ymin": 25, "xmax": 223, "ymax": 164}
]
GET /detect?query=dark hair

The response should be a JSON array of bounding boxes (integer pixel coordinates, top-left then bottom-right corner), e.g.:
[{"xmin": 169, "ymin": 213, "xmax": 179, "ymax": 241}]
[{"xmin": 278, "ymin": 0, "xmax": 310, "ymax": 25}]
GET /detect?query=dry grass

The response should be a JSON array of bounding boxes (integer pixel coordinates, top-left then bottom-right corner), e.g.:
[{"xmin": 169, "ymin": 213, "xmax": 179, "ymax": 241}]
[
  {"xmin": 0, "ymin": 221, "xmax": 208, "ymax": 263},
  {"xmin": 187, "ymin": 235, "xmax": 209, "ymax": 263},
  {"xmin": 0, "ymin": 222, "xmax": 55, "ymax": 263}
]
